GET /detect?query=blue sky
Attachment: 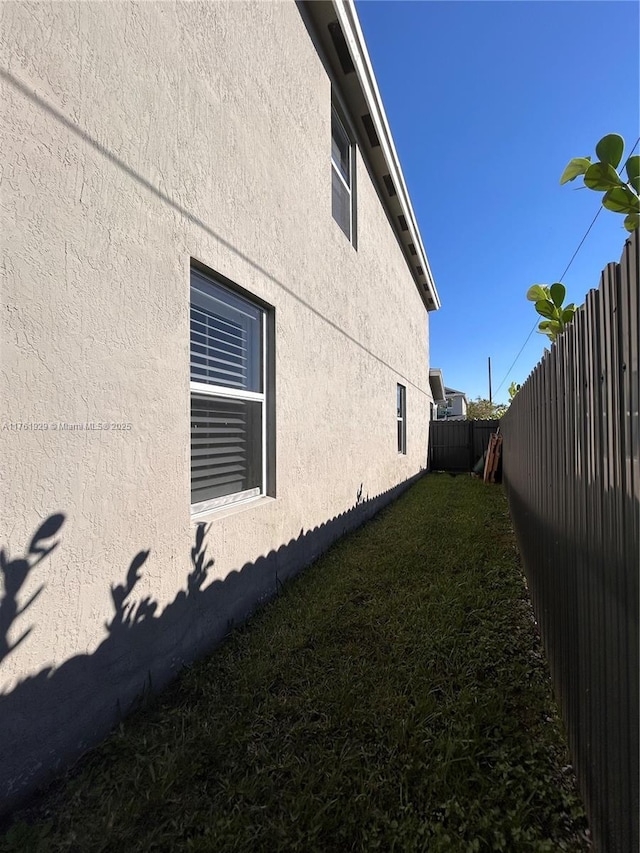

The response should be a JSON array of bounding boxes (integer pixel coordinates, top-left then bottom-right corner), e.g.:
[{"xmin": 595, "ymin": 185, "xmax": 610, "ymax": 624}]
[{"xmin": 355, "ymin": 0, "xmax": 640, "ymax": 403}]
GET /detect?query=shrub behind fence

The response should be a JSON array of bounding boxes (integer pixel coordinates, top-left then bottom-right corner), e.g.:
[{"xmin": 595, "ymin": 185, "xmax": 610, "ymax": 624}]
[{"xmin": 501, "ymin": 229, "xmax": 638, "ymax": 853}]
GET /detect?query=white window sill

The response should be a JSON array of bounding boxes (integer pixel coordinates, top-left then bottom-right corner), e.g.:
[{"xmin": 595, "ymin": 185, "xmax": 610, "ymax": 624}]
[{"xmin": 190, "ymin": 495, "xmax": 276, "ymax": 525}]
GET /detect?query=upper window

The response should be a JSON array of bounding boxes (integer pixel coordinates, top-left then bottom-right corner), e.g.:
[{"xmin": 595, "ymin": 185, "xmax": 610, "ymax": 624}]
[
  {"xmin": 190, "ymin": 268, "xmax": 268, "ymax": 514},
  {"xmin": 397, "ymin": 384, "xmax": 406, "ymax": 454},
  {"xmin": 331, "ymin": 107, "xmax": 354, "ymax": 242}
]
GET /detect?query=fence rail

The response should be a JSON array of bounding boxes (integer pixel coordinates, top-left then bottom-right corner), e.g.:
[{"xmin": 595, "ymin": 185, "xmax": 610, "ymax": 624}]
[
  {"xmin": 428, "ymin": 419, "xmax": 499, "ymax": 472},
  {"xmin": 501, "ymin": 229, "xmax": 639, "ymax": 853}
]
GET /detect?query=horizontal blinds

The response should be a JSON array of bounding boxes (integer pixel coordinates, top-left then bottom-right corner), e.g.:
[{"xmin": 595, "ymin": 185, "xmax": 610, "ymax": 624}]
[
  {"xmin": 191, "ymin": 308, "xmax": 248, "ymax": 389},
  {"xmin": 190, "ymin": 272, "xmax": 262, "ymax": 392},
  {"xmin": 191, "ymin": 394, "xmax": 262, "ymax": 505},
  {"xmin": 332, "ymin": 168, "xmax": 351, "ymax": 239},
  {"xmin": 331, "ymin": 110, "xmax": 350, "ymax": 185}
]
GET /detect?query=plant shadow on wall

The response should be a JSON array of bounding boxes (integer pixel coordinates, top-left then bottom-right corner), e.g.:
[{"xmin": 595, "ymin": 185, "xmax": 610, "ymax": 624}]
[
  {"xmin": 0, "ymin": 475, "xmax": 419, "ymax": 817},
  {"xmin": 0, "ymin": 514, "xmax": 65, "ymax": 666}
]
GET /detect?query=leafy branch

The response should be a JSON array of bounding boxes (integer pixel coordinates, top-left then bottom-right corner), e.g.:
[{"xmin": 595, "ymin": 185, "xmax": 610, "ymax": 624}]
[
  {"xmin": 525, "ymin": 134, "xmax": 637, "ymax": 345},
  {"xmin": 526, "ymin": 282, "xmax": 576, "ymax": 343},
  {"xmin": 560, "ymin": 133, "xmax": 639, "ymax": 232}
]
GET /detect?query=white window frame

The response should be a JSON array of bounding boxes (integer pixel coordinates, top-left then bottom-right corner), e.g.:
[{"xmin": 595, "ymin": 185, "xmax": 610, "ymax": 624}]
[
  {"xmin": 190, "ymin": 270, "xmax": 268, "ymax": 517},
  {"xmin": 331, "ymin": 106, "xmax": 354, "ymax": 242},
  {"xmin": 397, "ymin": 384, "xmax": 407, "ymax": 455}
]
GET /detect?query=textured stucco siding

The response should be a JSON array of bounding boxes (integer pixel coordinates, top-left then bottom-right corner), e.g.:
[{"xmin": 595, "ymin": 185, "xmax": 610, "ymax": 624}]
[{"xmin": 0, "ymin": 1, "xmax": 432, "ymax": 809}]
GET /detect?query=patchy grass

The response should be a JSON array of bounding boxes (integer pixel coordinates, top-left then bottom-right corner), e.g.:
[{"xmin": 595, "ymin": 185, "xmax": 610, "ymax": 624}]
[{"xmin": 1, "ymin": 474, "xmax": 589, "ymax": 852}]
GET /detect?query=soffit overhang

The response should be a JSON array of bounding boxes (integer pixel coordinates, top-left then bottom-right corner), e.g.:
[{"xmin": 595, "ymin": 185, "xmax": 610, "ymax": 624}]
[{"xmin": 429, "ymin": 368, "xmax": 446, "ymax": 402}]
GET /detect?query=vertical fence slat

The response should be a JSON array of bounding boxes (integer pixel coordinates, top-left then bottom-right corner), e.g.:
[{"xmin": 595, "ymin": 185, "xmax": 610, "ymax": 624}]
[
  {"xmin": 501, "ymin": 230, "xmax": 639, "ymax": 853},
  {"xmin": 576, "ymin": 294, "xmax": 592, "ymax": 807},
  {"xmin": 601, "ymin": 262, "xmax": 620, "ymax": 850},
  {"xmin": 587, "ymin": 282, "xmax": 606, "ymax": 846}
]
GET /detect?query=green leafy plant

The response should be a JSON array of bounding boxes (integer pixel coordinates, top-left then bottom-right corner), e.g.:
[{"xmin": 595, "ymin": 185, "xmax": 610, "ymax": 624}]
[
  {"xmin": 508, "ymin": 382, "xmax": 521, "ymax": 402},
  {"xmin": 560, "ymin": 133, "xmax": 639, "ymax": 232},
  {"xmin": 523, "ymin": 133, "xmax": 636, "ymax": 350},
  {"xmin": 526, "ymin": 282, "xmax": 577, "ymax": 343},
  {"xmin": 467, "ymin": 397, "xmax": 508, "ymax": 420}
]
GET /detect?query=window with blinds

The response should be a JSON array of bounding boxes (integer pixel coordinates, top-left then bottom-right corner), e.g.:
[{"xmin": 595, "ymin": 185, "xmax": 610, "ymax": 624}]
[{"xmin": 190, "ymin": 269, "xmax": 267, "ymax": 514}]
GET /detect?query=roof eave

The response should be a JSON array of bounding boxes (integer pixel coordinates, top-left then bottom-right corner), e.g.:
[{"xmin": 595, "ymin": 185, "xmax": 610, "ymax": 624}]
[
  {"xmin": 333, "ymin": 0, "xmax": 440, "ymax": 310},
  {"xmin": 429, "ymin": 368, "xmax": 446, "ymax": 402},
  {"xmin": 303, "ymin": 0, "xmax": 441, "ymax": 312}
]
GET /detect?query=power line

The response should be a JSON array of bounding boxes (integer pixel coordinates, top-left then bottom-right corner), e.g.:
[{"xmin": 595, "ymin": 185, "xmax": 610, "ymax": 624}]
[
  {"xmin": 494, "ymin": 137, "xmax": 640, "ymax": 396},
  {"xmin": 556, "ymin": 206, "xmax": 603, "ymax": 282},
  {"xmin": 493, "ymin": 322, "xmax": 538, "ymax": 396},
  {"xmin": 494, "ymin": 206, "xmax": 602, "ymax": 396}
]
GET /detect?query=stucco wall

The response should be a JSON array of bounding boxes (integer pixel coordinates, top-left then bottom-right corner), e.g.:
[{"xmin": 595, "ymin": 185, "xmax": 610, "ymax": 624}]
[{"xmin": 0, "ymin": 1, "xmax": 432, "ymax": 809}]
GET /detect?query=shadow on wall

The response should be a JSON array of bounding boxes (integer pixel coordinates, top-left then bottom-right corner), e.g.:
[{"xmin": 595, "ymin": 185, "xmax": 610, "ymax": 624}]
[
  {"xmin": 0, "ymin": 514, "xmax": 64, "ymax": 665},
  {"xmin": 0, "ymin": 472, "xmax": 423, "ymax": 817}
]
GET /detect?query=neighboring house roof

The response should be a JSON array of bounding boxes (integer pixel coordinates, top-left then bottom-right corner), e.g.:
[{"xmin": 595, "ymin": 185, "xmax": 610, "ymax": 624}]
[
  {"xmin": 304, "ymin": 0, "xmax": 441, "ymax": 312},
  {"xmin": 429, "ymin": 368, "xmax": 446, "ymax": 402},
  {"xmin": 444, "ymin": 386, "xmax": 467, "ymax": 399}
]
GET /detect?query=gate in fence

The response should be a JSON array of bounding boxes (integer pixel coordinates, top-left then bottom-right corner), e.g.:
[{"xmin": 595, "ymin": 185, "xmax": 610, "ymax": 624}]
[{"xmin": 428, "ymin": 419, "xmax": 499, "ymax": 472}]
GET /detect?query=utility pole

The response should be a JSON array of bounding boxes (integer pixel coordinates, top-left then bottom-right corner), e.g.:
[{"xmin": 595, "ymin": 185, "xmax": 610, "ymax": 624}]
[{"xmin": 488, "ymin": 357, "xmax": 492, "ymax": 405}]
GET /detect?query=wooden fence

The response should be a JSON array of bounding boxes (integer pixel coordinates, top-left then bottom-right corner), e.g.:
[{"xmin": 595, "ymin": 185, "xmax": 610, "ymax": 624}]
[
  {"xmin": 428, "ymin": 419, "xmax": 499, "ymax": 472},
  {"xmin": 501, "ymin": 229, "xmax": 639, "ymax": 853}
]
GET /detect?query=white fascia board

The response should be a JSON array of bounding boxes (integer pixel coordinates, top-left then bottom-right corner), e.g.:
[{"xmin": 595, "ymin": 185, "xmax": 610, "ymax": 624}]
[
  {"xmin": 333, "ymin": 0, "xmax": 441, "ymax": 310},
  {"xmin": 429, "ymin": 368, "xmax": 446, "ymax": 402}
]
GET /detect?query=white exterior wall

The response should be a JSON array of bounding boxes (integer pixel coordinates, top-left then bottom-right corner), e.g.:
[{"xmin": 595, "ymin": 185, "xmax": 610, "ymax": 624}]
[
  {"xmin": 450, "ymin": 395, "xmax": 467, "ymax": 419},
  {"xmin": 0, "ymin": 1, "xmax": 431, "ymax": 808},
  {"xmin": 438, "ymin": 392, "xmax": 467, "ymax": 420}
]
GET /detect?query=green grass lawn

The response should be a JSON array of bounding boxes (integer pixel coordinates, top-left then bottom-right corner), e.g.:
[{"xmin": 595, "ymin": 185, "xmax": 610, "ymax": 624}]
[{"xmin": 1, "ymin": 474, "xmax": 589, "ymax": 852}]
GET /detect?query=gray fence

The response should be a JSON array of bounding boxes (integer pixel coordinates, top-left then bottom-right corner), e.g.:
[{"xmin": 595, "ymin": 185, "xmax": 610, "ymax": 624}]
[
  {"xmin": 501, "ymin": 229, "xmax": 639, "ymax": 853},
  {"xmin": 428, "ymin": 419, "xmax": 499, "ymax": 472}
]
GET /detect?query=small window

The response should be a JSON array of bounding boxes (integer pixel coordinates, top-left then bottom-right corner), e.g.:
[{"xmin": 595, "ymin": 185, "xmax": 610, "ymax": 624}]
[
  {"xmin": 190, "ymin": 268, "xmax": 269, "ymax": 514},
  {"xmin": 397, "ymin": 384, "xmax": 406, "ymax": 454},
  {"xmin": 331, "ymin": 107, "xmax": 354, "ymax": 242}
]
